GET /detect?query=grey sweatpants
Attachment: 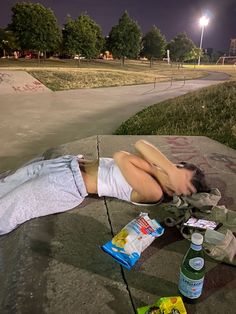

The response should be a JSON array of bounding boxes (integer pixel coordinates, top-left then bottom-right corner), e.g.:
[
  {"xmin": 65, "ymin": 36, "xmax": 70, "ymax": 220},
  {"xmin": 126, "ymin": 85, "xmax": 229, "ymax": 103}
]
[{"xmin": 0, "ymin": 155, "xmax": 88, "ymax": 235}]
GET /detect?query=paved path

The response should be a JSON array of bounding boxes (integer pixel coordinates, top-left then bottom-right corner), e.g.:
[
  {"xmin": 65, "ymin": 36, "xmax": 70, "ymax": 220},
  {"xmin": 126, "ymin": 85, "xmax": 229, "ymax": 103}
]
[{"xmin": 0, "ymin": 70, "xmax": 229, "ymax": 171}]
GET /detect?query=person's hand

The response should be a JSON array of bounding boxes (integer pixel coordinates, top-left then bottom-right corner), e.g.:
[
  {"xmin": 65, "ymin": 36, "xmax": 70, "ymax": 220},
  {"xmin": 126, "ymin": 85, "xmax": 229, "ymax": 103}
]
[
  {"xmin": 167, "ymin": 167, "xmax": 196, "ymax": 196},
  {"xmin": 154, "ymin": 166, "xmax": 196, "ymax": 196}
]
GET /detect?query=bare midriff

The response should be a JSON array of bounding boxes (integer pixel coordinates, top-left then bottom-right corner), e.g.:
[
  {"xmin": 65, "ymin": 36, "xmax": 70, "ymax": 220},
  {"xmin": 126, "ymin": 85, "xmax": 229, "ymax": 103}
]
[{"xmin": 78, "ymin": 159, "xmax": 99, "ymax": 194}]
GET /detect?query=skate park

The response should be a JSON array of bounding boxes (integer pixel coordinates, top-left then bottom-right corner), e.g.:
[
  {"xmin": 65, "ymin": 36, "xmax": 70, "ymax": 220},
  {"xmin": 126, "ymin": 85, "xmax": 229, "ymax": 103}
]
[{"xmin": 0, "ymin": 70, "xmax": 235, "ymax": 313}]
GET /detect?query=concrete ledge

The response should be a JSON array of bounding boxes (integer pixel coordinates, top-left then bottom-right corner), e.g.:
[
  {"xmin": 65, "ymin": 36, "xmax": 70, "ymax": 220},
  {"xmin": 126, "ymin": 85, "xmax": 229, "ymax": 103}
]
[
  {"xmin": 0, "ymin": 70, "xmax": 51, "ymax": 95},
  {"xmin": 0, "ymin": 135, "xmax": 235, "ymax": 313}
]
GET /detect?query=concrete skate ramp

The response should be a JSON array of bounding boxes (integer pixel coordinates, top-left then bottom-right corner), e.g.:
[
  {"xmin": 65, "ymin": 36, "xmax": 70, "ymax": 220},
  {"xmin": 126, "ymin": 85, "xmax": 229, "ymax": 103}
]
[
  {"xmin": 0, "ymin": 135, "xmax": 235, "ymax": 313},
  {"xmin": 0, "ymin": 70, "xmax": 50, "ymax": 95}
]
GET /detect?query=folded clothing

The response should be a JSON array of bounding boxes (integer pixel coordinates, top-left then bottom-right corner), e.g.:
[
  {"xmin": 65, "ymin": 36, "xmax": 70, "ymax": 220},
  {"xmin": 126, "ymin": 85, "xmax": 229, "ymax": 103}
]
[
  {"xmin": 204, "ymin": 229, "xmax": 236, "ymax": 264},
  {"xmin": 163, "ymin": 188, "xmax": 236, "ymax": 266}
]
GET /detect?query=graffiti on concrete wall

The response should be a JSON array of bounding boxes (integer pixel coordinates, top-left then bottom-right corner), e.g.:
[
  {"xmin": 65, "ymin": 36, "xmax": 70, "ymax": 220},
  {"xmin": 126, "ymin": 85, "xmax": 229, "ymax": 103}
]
[
  {"xmin": 165, "ymin": 136, "xmax": 218, "ymax": 174},
  {"xmin": 12, "ymin": 80, "xmax": 44, "ymax": 92},
  {"xmin": 165, "ymin": 136, "xmax": 234, "ymax": 206},
  {"xmin": 0, "ymin": 72, "xmax": 45, "ymax": 92},
  {"xmin": 209, "ymin": 153, "xmax": 236, "ymax": 174},
  {"xmin": 0, "ymin": 72, "xmax": 11, "ymax": 83}
]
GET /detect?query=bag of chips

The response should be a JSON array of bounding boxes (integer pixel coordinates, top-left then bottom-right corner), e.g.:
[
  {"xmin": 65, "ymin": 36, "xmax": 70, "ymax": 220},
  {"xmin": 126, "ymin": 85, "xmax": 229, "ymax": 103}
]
[
  {"xmin": 102, "ymin": 212, "xmax": 164, "ymax": 270},
  {"xmin": 137, "ymin": 296, "xmax": 187, "ymax": 314}
]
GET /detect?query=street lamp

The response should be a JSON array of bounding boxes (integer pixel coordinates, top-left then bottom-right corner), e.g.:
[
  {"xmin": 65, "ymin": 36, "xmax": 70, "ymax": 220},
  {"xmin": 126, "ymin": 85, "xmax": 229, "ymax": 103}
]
[{"xmin": 198, "ymin": 15, "xmax": 209, "ymax": 66}]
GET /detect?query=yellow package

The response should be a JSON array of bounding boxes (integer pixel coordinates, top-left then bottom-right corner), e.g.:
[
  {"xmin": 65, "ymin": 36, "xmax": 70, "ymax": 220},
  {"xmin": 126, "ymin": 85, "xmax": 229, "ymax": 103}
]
[{"xmin": 137, "ymin": 296, "xmax": 187, "ymax": 314}]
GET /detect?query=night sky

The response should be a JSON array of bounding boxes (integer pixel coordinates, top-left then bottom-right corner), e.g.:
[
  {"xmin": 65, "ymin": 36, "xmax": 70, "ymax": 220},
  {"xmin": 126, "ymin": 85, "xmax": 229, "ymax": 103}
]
[{"xmin": 1, "ymin": 0, "xmax": 235, "ymax": 52}]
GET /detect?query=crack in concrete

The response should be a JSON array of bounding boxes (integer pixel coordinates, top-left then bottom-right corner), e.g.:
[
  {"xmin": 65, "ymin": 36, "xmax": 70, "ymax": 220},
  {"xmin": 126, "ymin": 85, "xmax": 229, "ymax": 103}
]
[
  {"xmin": 98, "ymin": 136, "xmax": 136, "ymax": 313},
  {"xmin": 103, "ymin": 196, "xmax": 136, "ymax": 313}
]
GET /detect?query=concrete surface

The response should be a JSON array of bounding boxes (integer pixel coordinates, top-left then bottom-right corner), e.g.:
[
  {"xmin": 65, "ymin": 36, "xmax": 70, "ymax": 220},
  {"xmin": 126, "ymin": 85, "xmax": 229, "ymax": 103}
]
[
  {"xmin": 0, "ymin": 70, "xmax": 51, "ymax": 94},
  {"xmin": 0, "ymin": 70, "xmax": 229, "ymax": 172},
  {"xmin": 0, "ymin": 135, "xmax": 235, "ymax": 314}
]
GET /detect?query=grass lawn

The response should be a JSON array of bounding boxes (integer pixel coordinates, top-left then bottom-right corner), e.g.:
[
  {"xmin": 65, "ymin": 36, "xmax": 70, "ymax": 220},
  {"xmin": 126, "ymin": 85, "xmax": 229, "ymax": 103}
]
[
  {"xmin": 0, "ymin": 58, "xmax": 207, "ymax": 90},
  {"xmin": 114, "ymin": 81, "xmax": 236, "ymax": 149},
  {"xmin": 187, "ymin": 64, "xmax": 236, "ymax": 81},
  {"xmin": 1, "ymin": 59, "xmax": 235, "ymax": 90}
]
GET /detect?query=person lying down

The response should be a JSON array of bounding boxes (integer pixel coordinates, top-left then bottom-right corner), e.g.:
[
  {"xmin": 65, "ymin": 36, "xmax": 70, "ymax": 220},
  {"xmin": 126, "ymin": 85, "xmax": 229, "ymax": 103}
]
[{"xmin": 0, "ymin": 139, "xmax": 209, "ymax": 235}]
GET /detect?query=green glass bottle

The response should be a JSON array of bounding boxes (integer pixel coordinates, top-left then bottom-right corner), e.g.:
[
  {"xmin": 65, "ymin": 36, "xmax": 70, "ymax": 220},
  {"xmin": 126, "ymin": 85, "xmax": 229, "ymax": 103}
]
[{"xmin": 178, "ymin": 233, "xmax": 205, "ymax": 303}]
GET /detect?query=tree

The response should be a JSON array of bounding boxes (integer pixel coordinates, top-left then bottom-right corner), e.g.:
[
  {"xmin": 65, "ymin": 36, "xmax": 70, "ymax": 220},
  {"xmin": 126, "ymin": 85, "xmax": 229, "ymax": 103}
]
[
  {"xmin": 186, "ymin": 47, "xmax": 203, "ymax": 66},
  {"xmin": 87, "ymin": 15, "xmax": 105, "ymax": 55},
  {"xmin": 168, "ymin": 32, "xmax": 195, "ymax": 65},
  {"xmin": 211, "ymin": 50, "xmax": 225, "ymax": 63},
  {"xmin": 107, "ymin": 11, "xmax": 141, "ymax": 65},
  {"xmin": 63, "ymin": 13, "xmax": 104, "ymax": 60},
  {"xmin": 142, "ymin": 26, "xmax": 166, "ymax": 67},
  {"xmin": 0, "ymin": 28, "xmax": 19, "ymax": 57},
  {"xmin": 9, "ymin": 2, "xmax": 62, "ymax": 57}
]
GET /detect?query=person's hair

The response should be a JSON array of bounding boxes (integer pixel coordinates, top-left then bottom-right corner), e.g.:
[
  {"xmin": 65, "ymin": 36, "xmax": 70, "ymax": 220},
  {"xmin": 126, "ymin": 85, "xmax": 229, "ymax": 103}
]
[{"xmin": 177, "ymin": 161, "xmax": 210, "ymax": 193}]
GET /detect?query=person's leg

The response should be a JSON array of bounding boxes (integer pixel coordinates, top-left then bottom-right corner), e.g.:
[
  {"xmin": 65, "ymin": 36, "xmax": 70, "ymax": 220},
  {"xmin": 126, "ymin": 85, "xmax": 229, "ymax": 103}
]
[
  {"xmin": 0, "ymin": 156, "xmax": 88, "ymax": 235},
  {"xmin": 0, "ymin": 155, "xmax": 79, "ymax": 198}
]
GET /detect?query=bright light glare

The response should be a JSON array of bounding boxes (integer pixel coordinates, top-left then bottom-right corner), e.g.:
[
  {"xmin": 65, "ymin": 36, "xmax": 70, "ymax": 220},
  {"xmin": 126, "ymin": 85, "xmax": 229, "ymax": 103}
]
[{"xmin": 199, "ymin": 16, "xmax": 209, "ymax": 27}]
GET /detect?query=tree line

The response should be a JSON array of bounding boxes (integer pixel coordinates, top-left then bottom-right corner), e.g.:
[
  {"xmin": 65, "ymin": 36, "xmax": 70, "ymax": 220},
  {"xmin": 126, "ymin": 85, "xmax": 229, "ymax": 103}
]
[{"xmin": 0, "ymin": 2, "xmax": 220, "ymax": 64}]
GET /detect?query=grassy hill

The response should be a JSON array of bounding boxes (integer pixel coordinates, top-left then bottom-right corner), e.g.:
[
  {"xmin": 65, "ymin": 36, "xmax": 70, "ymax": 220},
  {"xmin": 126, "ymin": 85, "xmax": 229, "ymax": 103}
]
[{"xmin": 114, "ymin": 81, "xmax": 236, "ymax": 149}]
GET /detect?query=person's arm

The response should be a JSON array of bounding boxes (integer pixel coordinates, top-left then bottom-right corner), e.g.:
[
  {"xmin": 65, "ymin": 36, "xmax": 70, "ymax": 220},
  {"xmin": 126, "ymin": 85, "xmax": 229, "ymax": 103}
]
[
  {"xmin": 113, "ymin": 151, "xmax": 163, "ymax": 203},
  {"xmin": 135, "ymin": 139, "xmax": 176, "ymax": 171},
  {"xmin": 134, "ymin": 139, "xmax": 196, "ymax": 196}
]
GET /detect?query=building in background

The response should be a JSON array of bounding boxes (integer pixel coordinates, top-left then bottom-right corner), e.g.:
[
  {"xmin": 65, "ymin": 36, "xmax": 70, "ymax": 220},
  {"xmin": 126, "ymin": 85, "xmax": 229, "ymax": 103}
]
[
  {"xmin": 229, "ymin": 38, "xmax": 236, "ymax": 56},
  {"xmin": 216, "ymin": 38, "xmax": 236, "ymax": 65}
]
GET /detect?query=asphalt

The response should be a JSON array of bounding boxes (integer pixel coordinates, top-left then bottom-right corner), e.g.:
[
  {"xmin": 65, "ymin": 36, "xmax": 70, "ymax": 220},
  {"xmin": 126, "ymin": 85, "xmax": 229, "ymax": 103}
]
[{"xmin": 0, "ymin": 70, "xmax": 235, "ymax": 313}]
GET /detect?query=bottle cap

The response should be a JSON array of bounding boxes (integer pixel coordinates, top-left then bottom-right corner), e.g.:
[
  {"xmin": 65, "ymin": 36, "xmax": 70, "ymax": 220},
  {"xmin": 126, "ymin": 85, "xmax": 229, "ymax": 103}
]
[{"xmin": 191, "ymin": 232, "xmax": 203, "ymax": 245}]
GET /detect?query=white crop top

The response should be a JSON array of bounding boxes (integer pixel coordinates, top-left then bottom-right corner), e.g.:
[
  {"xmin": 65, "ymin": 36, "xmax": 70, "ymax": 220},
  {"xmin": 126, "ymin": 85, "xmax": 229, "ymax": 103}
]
[{"xmin": 97, "ymin": 158, "xmax": 132, "ymax": 202}]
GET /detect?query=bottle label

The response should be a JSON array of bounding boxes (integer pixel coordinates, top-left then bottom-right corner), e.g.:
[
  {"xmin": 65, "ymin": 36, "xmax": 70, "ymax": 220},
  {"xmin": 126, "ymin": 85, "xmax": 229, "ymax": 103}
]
[
  {"xmin": 189, "ymin": 257, "xmax": 204, "ymax": 270},
  {"xmin": 179, "ymin": 271, "xmax": 204, "ymax": 299},
  {"xmin": 190, "ymin": 243, "xmax": 202, "ymax": 251}
]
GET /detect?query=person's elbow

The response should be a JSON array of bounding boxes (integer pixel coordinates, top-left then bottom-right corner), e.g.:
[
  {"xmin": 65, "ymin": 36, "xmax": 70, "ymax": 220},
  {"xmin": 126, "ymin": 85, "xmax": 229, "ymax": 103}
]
[
  {"xmin": 150, "ymin": 185, "xmax": 164, "ymax": 202},
  {"xmin": 134, "ymin": 139, "xmax": 146, "ymax": 149},
  {"xmin": 142, "ymin": 187, "xmax": 163, "ymax": 204},
  {"xmin": 113, "ymin": 151, "xmax": 128, "ymax": 163}
]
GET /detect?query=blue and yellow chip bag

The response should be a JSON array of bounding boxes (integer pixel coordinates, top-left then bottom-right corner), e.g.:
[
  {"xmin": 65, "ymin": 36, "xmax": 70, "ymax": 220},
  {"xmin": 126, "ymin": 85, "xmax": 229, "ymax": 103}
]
[{"xmin": 102, "ymin": 212, "xmax": 164, "ymax": 270}]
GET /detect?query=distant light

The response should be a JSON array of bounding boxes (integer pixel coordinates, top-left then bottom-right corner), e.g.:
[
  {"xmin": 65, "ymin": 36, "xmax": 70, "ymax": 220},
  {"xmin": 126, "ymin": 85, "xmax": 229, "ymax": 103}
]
[
  {"xmin": 197, "ymin": 15, "xmax": 209, "ymax": 66},
  {"xmin": 199, "ymin": 16, "xmax": 209, "ymax": 27}
]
